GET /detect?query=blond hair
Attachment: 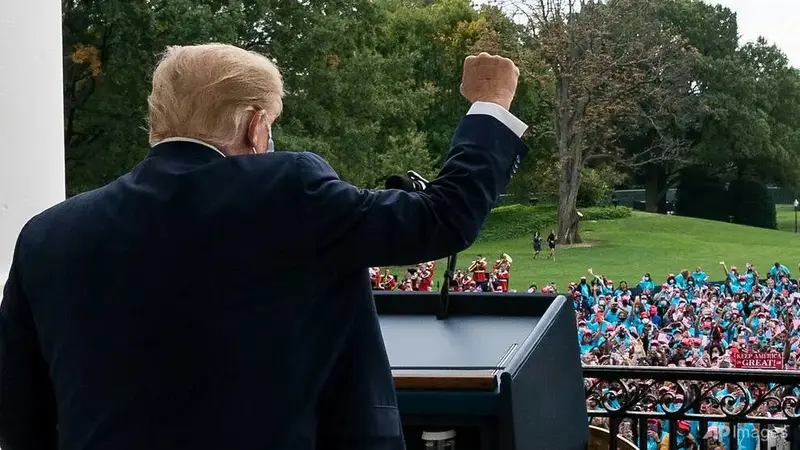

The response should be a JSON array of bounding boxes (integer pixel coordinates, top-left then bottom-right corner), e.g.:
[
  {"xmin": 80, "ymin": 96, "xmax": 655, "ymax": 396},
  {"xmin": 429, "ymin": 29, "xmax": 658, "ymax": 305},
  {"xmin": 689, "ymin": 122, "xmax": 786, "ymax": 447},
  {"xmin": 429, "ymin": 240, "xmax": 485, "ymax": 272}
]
[{"xmin": 147, "ymin": 43, "xmax": 284, "ymax": 149}]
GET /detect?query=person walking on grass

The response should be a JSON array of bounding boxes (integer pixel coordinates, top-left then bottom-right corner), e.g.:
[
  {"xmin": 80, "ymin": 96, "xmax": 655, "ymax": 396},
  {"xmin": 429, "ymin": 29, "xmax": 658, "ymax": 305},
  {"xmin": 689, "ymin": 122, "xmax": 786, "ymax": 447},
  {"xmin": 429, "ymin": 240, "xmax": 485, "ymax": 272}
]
[
  {"xmin": 546, "ymin": 230, "xmax": 557, "ymax": 260},
  {"xmin": 532, "ymin": 231, "xmax": 542, "ymax": 259}
]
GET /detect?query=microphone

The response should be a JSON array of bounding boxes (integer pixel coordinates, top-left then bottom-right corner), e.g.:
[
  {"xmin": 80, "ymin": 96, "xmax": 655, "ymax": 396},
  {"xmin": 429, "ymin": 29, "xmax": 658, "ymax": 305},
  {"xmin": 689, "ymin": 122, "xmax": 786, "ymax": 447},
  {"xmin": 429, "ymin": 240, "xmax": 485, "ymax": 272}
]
[
  {"xmin": 384, "ymin": 172, "xmax": 430, "ymax": 192},
  {"xmin": 384, "ymin": 175, "xmax": 417, "ymax": 191},
  {"xmin": 406, "ymin": 170, "xmax": 429, "ymax": 191},
  {"xmin": 384, "ymin": 170, "xmax": 455, "ymax": 321}
]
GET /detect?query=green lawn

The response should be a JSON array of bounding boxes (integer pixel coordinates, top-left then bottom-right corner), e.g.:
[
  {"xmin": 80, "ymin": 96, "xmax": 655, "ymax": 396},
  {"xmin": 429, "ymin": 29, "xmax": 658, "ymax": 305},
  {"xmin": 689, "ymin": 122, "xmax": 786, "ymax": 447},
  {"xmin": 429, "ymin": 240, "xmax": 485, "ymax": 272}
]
[{"xmin": 452, "ymin": 211, "xmax": 800, "ymax": 292}]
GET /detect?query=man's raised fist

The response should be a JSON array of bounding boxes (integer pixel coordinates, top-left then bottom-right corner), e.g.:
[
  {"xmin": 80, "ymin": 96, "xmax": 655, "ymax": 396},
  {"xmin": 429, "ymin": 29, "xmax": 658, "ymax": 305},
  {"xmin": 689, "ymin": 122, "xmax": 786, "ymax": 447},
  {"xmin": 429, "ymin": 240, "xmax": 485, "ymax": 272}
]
[{"xmin": 460, "ymin": 52, "xmax": 519, "ymax": 111}]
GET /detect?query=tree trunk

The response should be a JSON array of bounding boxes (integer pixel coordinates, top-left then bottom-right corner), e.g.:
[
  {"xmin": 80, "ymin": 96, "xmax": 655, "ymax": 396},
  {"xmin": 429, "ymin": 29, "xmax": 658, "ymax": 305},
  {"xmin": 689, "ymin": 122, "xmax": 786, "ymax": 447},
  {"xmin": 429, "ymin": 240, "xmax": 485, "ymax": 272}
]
[
  {"xmin": 554, "ymin": 74, "xmax": 584, "ymax": 245},
  {"xmin": 557, "ymin": 151, "xmax": 583, "ymax": 244},
  {"xmin": 643, "ymin": 165, "xmax": 668, "ymax": 213}
]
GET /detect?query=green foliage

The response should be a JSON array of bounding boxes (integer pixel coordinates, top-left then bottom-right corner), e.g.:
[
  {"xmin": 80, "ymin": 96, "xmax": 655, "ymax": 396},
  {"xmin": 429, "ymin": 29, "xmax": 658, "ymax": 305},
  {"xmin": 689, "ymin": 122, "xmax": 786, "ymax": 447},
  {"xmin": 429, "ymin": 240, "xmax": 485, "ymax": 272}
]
[
  {"xmin": 577, "ymin": 166, "xmax": 625, "ymax": 207},
  {"xmin": 727, "ymin": 178, "xmax": 778, "ymax": 229},
  {"xmin": 674, "ymin": 166, "xmax": 729, "ymax": 222},
  {"xmin": 61, "ymin": 0, "xmax": 550, "ymax": 195},
  {"xmin": 478, "ymin": 204, "xmax": 632, "ymax": 242},
  {"xmin": 60, "ymin": 0, "xmax": 800, "ymax": 220},
  {"xmin": 581, "ymin": 207, "xmax": 634, "ymax": 221}
]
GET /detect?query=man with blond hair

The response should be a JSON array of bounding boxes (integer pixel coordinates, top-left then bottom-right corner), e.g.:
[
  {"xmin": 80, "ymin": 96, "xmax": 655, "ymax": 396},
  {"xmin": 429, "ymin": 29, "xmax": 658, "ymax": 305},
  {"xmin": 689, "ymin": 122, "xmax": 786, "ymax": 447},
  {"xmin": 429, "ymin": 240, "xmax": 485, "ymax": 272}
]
[{"xmin": 0, "ymin": 43, "xmax": 528, "ymax": 450}]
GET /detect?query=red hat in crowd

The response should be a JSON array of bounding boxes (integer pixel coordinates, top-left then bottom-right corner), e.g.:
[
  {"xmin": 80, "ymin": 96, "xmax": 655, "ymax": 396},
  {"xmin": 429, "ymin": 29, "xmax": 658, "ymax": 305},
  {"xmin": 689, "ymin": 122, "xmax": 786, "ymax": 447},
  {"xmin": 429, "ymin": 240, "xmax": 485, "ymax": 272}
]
[{"xmin": 677, "ymin": 421, "xmax": 691, "ymax": 433}]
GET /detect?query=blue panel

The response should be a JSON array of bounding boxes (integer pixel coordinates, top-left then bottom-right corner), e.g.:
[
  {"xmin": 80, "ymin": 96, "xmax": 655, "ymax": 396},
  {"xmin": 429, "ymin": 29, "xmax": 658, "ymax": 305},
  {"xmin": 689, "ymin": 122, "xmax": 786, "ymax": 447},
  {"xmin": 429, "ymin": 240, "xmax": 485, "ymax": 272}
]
[{"xmin": 396, "ymin": 390, "xmax": 500, "ymax": 417}]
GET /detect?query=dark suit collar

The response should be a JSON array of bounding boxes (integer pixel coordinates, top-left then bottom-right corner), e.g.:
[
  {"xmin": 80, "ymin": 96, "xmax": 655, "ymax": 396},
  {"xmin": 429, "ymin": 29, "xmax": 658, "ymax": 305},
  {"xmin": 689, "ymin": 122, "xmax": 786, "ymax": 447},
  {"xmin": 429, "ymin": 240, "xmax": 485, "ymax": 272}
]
[{"xmin": 148, "ymin": 138, "xmax": 227, "ymax": 163}]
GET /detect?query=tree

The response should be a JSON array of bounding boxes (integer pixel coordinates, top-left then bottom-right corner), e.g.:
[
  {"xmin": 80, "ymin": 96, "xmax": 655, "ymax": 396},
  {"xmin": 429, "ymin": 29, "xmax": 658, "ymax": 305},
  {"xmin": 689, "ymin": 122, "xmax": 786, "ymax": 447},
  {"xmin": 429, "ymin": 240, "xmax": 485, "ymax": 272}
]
[
  {"xmin": 621, "ymin": 1, "xmax": 800, "ymax": 213},
  {"xmin": 508, "ymin": 0, "xmax": 696, "ymax": 243},
  {"xmin": 63, "ymin": 0, "xmax": 429, "ymax": 191},
  {"xmin": 62, "ymin": 0, "xmax": 544, "ymax": 193},
  {"xmin": 376, "ymin": 0, "xmax": 550, "ymax": 182},
  {"xmin": 620, "ymin": 0, "xmax": 737, "ymax": 213},
  {"xmin": 63, "ymin": 0, "xmax": 249, "ymax": 194}
]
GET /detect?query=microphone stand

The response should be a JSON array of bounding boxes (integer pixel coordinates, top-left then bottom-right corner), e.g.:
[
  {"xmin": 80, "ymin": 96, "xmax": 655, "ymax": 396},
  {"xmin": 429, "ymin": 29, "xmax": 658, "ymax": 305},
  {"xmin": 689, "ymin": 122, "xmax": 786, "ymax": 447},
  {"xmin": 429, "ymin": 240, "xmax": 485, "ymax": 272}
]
[
  {"xmin": 389, "ymin": 170, "xmax": 456, "ymax": 320},
  {"xmin": 438, "ymin": 253, "xmax": 457, "ymax": 320}
]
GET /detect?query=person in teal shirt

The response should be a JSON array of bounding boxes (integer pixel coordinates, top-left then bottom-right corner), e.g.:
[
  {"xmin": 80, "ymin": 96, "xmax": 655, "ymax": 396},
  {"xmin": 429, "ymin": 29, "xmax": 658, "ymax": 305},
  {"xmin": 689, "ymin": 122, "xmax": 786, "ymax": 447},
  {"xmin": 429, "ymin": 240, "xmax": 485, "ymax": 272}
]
[
  {"xmin": 604, "ymin": 301, "xmax": 621, "ymax": 324},
  {"xmin": 614, "ymin": 281, "xmax": 631, "ymax": 298},
  {"xmin": 685, "ymin": 278, "xmax": 697, "ymax": 300},
  {"xmin": 602, "ymin": 279, "xmax": 614, "ymax": 296},
  {"xmin": 578, "ymin": 329, "xmax": 597, "ymax": 354},
  {"xmin": 732, "ymin": 275, "xmax": 748, "ymax": 294},
  {"xmin": 675, "ymin": 269, "xmax": 690, "ymax": 290},
  {"xmin": 577, "ymin": 276, "xmax": 592, "ymax": 302},
  {"xmin": 587, "ymin": 311, "xmax": 611, "ymax": 334},
  {"xmin": 638, "ymin": 273, "xmax": 655, "ymax": 292},
  {"xmin": 770, "ymin": 261, "xmax": 791, "ymax": 280},
  {"xmin": 743, "ymin": 263, "xmax": 757, "ymax": 291},
  {"xmin": 691, "ymin": 266, "xmax": 708, "ymax": 286}
]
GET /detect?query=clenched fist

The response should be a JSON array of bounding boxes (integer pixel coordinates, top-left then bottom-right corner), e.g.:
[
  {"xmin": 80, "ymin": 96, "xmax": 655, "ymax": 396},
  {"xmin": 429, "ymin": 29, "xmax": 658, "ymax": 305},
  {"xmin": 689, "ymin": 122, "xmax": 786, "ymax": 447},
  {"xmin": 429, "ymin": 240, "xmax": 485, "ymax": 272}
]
[{"xmin": 460, "ymin": 52, "xmax": 519, "ymax": 111}]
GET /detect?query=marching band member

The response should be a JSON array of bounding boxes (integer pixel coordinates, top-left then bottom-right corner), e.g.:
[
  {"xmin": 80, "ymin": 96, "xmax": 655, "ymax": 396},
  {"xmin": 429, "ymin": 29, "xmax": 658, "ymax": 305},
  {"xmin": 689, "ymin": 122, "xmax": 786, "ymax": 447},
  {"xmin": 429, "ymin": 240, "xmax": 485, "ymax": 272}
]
[
  {"xmin": 369, "ymin": 267, "xmax": 381, "ymax": 289},
  {"xmin": 491, "ymin": 253, "xmax": 512, "ymax": 292},
  {"xmin": 495, "ymin": 253, "xmax": 513, "ymax": 270},
  {"xmin": 486, "ymin": 273, "xmax": 501, "ymax": 292},
  {"xmin": 466, "ymin": 278, "xmax": 477, "ymax": 291},
  {"xmin": 418, "ymin": 265, "xmax": 433, "ymax": 291},
  {"xmin": 497, "ymin": 266, "xmax": 510, "ymax": 292},
  {"xmin": 398, "ymin": 279, "xmax": 414, "ymax": 291},
  {"xmin": 460, "ymin": 273, "xmax": 476, "ymax": 291},
  {"xmin": 469, "ymin": 255, "xmax": 488, "ymax": 289},
  {"xmin": 382, "ymin": 268, "xmax": 396, "ymax": 291}
]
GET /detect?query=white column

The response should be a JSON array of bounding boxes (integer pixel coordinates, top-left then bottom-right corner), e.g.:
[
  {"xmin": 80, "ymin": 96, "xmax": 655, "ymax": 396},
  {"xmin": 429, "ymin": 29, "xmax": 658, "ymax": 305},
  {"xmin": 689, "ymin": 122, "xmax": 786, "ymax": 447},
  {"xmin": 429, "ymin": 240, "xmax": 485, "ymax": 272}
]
[{"xmin": 0, "ymin": 0, "xmax": 65, "ymax": 286}]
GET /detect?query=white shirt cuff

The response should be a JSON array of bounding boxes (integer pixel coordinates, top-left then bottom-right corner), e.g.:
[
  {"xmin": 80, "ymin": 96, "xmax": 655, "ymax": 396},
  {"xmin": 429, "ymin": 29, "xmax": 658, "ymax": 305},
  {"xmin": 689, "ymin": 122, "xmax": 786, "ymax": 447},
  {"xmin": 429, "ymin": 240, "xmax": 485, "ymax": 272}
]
[{"xmin": 466, "ymin": 102, "xmax": 528, "ymax": 138}]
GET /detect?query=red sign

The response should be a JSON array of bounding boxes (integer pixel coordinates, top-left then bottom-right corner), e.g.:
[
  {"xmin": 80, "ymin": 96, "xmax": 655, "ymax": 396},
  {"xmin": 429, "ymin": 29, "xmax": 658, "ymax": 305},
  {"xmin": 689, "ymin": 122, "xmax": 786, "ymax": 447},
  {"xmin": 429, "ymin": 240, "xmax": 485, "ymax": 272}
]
[{"xmin": 731, "ymin": 352, "xmax": 783, "ymax": 370}]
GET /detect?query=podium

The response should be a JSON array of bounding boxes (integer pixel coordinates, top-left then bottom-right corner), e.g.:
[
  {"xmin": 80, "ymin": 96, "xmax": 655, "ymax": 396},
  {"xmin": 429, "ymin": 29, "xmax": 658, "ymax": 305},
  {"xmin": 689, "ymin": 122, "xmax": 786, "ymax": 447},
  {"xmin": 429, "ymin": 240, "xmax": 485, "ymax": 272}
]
[{"xmin": 375, "ymin": 291, "xmax": 587, "ymax": 450}]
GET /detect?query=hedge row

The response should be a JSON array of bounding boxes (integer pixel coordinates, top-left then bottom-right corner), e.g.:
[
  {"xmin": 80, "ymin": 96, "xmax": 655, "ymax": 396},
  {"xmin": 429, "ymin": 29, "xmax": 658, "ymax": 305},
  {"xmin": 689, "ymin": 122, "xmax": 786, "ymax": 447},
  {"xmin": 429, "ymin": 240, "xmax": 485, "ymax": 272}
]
[
  {"xmin": 675, "ymin": 167, "xmax": 778, "ymax": 230},
  {"xmin": 478, "ymin": 204, "xmax": 632, "ymax": 242}
]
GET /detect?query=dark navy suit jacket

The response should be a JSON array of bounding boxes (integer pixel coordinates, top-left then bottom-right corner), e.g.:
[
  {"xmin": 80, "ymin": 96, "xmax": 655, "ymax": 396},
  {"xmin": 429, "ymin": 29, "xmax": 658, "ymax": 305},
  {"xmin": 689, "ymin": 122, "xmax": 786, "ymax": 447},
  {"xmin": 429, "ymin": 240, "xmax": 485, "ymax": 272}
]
[{"xmin": 0, "ymin": 113, "xmax": 527, "ymax": 450}]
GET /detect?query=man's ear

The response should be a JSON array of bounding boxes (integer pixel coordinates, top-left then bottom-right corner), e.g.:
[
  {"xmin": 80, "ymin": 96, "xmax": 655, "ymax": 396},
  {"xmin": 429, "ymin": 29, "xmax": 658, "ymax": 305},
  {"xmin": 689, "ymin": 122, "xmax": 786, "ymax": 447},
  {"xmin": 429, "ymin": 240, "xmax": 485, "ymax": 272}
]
[{"xmin": 246, "ymin": 110, "xmax": 265, "ymax": 150}]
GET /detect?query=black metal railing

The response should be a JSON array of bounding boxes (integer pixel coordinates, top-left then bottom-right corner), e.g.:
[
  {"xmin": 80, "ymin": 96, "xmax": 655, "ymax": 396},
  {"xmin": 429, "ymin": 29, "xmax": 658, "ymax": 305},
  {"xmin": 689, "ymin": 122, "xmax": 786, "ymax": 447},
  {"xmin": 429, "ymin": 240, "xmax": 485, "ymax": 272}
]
[{"xmin": 583, "ymin": 366, "xmax": 800, "ymax": 450}]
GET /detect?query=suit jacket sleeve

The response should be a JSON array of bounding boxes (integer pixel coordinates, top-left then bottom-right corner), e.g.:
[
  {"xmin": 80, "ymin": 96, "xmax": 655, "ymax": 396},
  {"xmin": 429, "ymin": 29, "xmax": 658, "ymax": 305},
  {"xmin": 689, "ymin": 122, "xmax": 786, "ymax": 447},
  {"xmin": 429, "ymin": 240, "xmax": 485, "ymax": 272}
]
[
  {"xmin": 0, "ymin": 235, "xmax": 58, "ymax": 450},
  {"xmin": 296, "ymin": 113, "xmax": 529, "ymax": 268}
]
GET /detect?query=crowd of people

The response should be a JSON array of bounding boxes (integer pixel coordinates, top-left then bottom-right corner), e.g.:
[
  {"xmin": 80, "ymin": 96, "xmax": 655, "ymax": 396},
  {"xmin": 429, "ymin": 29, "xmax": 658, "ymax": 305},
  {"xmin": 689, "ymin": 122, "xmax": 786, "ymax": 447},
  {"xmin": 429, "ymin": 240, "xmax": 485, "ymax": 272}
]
[
  {"xmin": 369, "ymin": 253, "xmax": 515, "ymax": 292},
  {"xmin": 372, "ymin": 256, "xmax": 800, "ymax": 449},
  {"xmin": 572, "ymin": 261, "xmax": 798, "ymax": 368},
  {"xmin": 575, "ymin": 261, "xmax": 799, "ymax": 450}
]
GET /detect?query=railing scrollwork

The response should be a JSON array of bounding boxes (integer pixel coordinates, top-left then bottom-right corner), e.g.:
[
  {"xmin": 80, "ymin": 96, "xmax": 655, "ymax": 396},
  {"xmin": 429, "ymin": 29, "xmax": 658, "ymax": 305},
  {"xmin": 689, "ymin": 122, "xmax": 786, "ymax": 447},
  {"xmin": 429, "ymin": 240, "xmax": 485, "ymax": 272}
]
[{"xmin": 584, "ymin": 366, "xmax": 800, "ymax": 449}]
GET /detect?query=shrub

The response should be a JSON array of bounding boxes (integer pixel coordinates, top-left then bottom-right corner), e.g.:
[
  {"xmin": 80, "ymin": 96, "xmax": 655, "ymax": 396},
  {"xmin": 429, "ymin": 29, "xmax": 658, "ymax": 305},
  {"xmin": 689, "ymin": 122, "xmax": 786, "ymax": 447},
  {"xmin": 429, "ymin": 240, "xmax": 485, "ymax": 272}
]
[
  {"xmin": 478, "ymin": 204, "xmax": 631, "ymax": 242},
  {"xmin": 675, "ymin": 166, "xmax": 728, "ymax": 222},
  {"xmin": 577, "ymin": 167, "xmax": 614, "ymax": 207},
  {"xmin": 727, "ymin": 178, "xmax": 777, "ymax": 229},
  {"xmin": 479, "ymin": 205, "xmax": 557, "ymax": 242},
  {"xmin": 581, "ymin": 206, "xmax": 633, "ymax": 221}
]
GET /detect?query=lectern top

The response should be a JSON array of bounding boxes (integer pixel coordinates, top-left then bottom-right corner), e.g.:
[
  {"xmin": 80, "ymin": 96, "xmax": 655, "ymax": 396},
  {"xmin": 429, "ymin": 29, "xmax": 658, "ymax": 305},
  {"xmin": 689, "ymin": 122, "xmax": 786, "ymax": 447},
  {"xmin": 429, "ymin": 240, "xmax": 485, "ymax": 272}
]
[{"xmin": 379, "ymin": 314, "xmax": 539, "ymax": 390}]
